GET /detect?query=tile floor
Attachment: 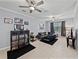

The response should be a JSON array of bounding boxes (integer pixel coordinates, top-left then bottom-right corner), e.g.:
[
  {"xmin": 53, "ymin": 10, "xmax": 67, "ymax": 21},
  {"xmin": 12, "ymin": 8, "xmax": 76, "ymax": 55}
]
[{"xmin": 0, "ymin": 36, "xmax": 78, "ymax": 59}]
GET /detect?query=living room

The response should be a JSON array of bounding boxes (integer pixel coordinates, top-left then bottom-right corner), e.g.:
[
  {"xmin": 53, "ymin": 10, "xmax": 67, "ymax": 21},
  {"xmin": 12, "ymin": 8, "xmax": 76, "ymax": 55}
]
[{"xmin": 0, "ymin": 0, "xmax": 78, "ymax": 59}]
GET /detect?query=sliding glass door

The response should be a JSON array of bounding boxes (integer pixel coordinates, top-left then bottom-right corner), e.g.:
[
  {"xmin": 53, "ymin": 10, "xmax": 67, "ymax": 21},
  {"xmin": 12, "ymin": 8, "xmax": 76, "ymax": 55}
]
[{"xmin": 53, "ymin": 22, "xmax": 61, "ymax": 35}]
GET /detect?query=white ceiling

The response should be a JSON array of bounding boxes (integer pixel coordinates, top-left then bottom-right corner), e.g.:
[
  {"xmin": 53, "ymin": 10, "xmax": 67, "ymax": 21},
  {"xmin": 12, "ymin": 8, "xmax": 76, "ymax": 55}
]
[{"xmin": 0, "ymin": 0, "xmax": 77, "ymax": 18}]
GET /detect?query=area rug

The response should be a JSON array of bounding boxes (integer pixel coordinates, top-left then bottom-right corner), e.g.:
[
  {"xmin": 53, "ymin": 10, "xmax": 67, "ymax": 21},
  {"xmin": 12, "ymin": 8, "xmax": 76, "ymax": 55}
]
[
  {"xmin": 40, "ymin": 39, "xmax": 58, "ymax": 45},
  {"xmin": 7, "ymin": 44, "xmax": 35, "ymax": 59}
]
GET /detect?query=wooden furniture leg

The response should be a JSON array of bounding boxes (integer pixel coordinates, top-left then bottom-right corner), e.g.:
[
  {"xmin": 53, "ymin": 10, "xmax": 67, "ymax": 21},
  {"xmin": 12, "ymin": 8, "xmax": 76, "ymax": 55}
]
[
  {"xmin": 67, "ymin": 37, "xmax": 69, "ymax": 47},
  {"xmin": 72, "ymin": 39, "xmax": 75, "ymax": 49}
]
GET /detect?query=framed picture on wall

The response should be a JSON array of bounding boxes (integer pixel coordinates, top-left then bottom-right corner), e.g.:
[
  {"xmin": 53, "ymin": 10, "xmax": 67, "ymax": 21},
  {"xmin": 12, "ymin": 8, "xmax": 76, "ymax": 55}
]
[
  {"xmin": 14, "ymin": 24, "xmax": 24, "ymax": 31},
  {"xmin": 14, "ymin": 17, "xmax": 23, "ymax": 24},
  {"xmin": 24, "ymin": 21, "xmax": 29, "ymax": 25},
  {"xmin": 39, "ymin": 24, "xmax": 44, "ymax": 30},
  {"xmin": 4, "ymin": 17, "xmax": 13, "ymax": 24}
]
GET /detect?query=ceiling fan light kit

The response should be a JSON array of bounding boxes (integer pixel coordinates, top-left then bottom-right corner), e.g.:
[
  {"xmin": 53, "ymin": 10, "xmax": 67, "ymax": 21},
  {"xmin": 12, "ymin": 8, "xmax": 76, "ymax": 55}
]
[
  {"xmin": 29, "ymin": 7, "xmax": 35, "ymax": 10},
  {"xmin": 19, "ymin": 0, "xmax": 44, "ymax": 13}
]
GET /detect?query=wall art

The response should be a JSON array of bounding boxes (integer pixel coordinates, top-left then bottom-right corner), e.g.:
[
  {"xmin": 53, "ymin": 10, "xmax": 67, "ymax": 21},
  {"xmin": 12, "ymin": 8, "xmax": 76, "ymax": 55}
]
[
  {"xmin": 14, "ymin": 17, "xmax": 23, "ymax": 24},
  {"xmin": 24, "ymin": 21, "xmax": 29, "ymax": 25},
  {"xmin": 14, "ymin": 24, "xmax": 24, "ymax": 31},
  {"xmin": 39, "ymin": 24, "xmax": 44, "ymax": 30},
  {"xmin": 4, "ymin": 17, "xmax": 13, "ymax": 24}
]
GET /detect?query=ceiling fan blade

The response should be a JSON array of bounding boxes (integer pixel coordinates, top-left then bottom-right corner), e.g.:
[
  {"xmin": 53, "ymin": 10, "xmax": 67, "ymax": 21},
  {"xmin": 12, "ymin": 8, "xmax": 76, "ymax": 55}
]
[
  {"xmin": 30, "ymin": 0, "xmax": 36, "ymax": 5},
  {"xmin": 26, "ymin": 0, "xmax": 29, "ymax": 3},
  {"xmin": 35, "ymin": 8, "xmax": 42, "ymax": 12},
  {"xmin": 26, "ymin": 0, "xmax": 32, "ymax": 6},
  {"xmin": 19, "ymin": 6, "xmax": 29, "ymax": 8},
  {"xmin": 30, "ymin": 10, "xmax": 33, "ymax": 13},
  {"xmin": 36, "ymin": 0, "xmax": 44, "ymax": 6},
  {"xmin": 31, "ymin": 1, "xmax": 35, "ymax": 5},
  {"xmin": 26, "ymin": 0, "xmax": 36, "ymax": 6}
]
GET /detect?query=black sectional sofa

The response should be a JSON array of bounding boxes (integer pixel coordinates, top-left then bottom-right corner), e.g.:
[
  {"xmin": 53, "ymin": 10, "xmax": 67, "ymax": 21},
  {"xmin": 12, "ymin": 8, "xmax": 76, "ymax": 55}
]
[{"xmin": 36, "ymin": 32, "xmax": 57, "ymax": 42}]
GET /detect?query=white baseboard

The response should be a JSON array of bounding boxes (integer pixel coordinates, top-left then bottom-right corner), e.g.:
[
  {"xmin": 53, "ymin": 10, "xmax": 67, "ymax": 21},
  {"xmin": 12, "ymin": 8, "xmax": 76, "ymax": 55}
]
[{"xmin": 0, "ymin": 46, "xmax": 10, "ymax": 51}]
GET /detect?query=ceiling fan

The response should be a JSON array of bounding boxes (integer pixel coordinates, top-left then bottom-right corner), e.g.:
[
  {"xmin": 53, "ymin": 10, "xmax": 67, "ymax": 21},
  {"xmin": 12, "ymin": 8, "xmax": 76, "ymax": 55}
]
[{"xmin": 19, "ymin": 0, "xmax": 44, "ymax": 13}]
